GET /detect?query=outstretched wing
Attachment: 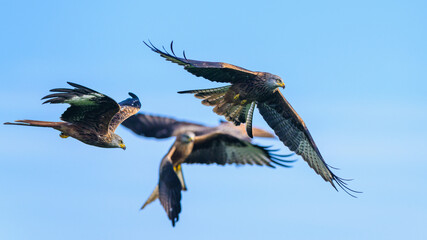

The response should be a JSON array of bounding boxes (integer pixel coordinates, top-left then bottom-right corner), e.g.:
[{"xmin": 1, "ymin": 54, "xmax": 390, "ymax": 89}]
[
  {"xmin": 185, "ymin": 132, "xmax": 295, "ymax": 168},
  {"xmin": 257, "ymin": 91, "xmax": 359, "ymax": 196},
  {"xmin": 122, "ymin": 113, "xmax": 208, "ymax": 139},
  {"xmin": 42, "ymin": 82, "xmax": 120, "ymax": 135},
  {"xmin": 145, "ymin": 41, "xmax": 260, "ymax": 83},
  {"xmin": 158, "ymin": 151, "xmax": 182, "ymax": 227},
  {"xmin": 108, "ymin": 93, "xmax": 141, "ymax": 132}
]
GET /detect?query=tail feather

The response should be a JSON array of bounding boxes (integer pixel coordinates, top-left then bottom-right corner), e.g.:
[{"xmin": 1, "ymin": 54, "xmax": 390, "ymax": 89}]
[
  {"xmin": 201, "ymin": 93, "xmax": 226, "ymax": 106},
  {"xmin": 141, "ymin": 185, "xmax": 159, "ymax": 210},
  {"xmin": 225, "ymin": 105, "xmax": 245, "ymax": 125},
  {"xmin": 179, "ymin": 85, "xmax": 258, "ymax": 137},
  {"xmin": 214, "ymin": 102, "xmax": 233, "ymax": 117},
  {"xmin": 4, "ymin": 120, "xmax": 63, "ymax": 128}
]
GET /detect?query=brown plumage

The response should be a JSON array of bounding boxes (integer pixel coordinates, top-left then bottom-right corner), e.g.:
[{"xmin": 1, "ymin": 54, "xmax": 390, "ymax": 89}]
[
  {"xmin": 145, "ymin": 41, "xmax": 359, "ymax": 197},
  {"xmin": 122, "ymin": 112, "xmax": 275, "ymax": 141},
  {"xmin": 140, "ymin": 131, "xmax": 294, "ymax": 226},
  {"xmin": 4, "ymin": 82, "xmax": 141, "ymax": 149}
]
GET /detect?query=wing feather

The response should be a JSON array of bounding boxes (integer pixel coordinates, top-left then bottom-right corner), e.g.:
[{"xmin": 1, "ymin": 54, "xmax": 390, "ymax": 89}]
[
  {"xmin": 108, "ymin": 92, "xmax": 141, "ymax": 132},
  {"xmin": 121, "ymin": 113, "xmax": 208, "ymax": 139},
  {"xmin": 158, "ymin": 154, "xmax": 182, "ymax": 227},
  {"xmin": 41, "ymin": 82, "xmax": 120, "ymax": 134},
  {"xmin": 257, "ymin": 91, "xmax": 359, "ymax": 196},
  {"xmin": 145, "ymin": 41, "xmax": 260, "ymax": 83},
  {"xmin": 184, "ymin": 132, "xmax": 295, "ymax": 168}
]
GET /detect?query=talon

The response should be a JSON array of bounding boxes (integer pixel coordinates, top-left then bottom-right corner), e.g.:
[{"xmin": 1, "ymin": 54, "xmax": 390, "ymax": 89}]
[
  {"xmin": 60, "ymin": 133, "xmax": 69, "ymax": 138},
  {"xmin": 233, "ymin": 94, "xmax": 240, "ymax": 100},
  {"xmin": 173, "ymin": 164, "xmax": 181, "ymax": 172}
]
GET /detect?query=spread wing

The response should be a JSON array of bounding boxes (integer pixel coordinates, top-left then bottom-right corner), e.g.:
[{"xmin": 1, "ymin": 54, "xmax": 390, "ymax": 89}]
[
  {"xmin": 121, "ymin": 113, "xmax": 208, "ymax": 139},
  {"xmin": 108, "ymin": 93, "xmax": 141, "ymax": 132},
  {"xmin": 158, "ymin": 150, "xmax": 182, "ymax": 227},
  {"xmin": 41, "ymin": 82, "xmax": 120, "ymax": 135},
  {"xmin": 185, "ymin": 132, "xmax": 295, "ymax": 168},
  {"xmin": 145, "ymin": 41, "xmax": 260, "ymax": 83},
  {"xmin": 257, "ymin": 91, "xmax": 359, "ymax": 196}
]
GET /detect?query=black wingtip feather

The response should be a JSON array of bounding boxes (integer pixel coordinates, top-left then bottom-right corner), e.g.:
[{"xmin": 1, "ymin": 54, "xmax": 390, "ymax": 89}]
[
  {"xmin": 170, "ymin": 41, "xmax": 175, "ymax": 56},
  {"xmin": 177, "ymin": 90, "xmax": 194, "ymax": 94},
  {"xmin": 258, "ymin": 145, "xmax": 296, "ymax": 168},
  {"xmin": 331, "ymin": 174, "xmax": 362, "ymax": 198}
]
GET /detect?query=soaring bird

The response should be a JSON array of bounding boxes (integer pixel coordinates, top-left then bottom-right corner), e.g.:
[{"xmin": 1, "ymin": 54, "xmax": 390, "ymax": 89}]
[
  {"xmin": 136, "ymin": 128, "xmax": 294, "ymax": 226},
  {"xmin": 4, "ymin": 82, "xmax": 141, "ymax": 150},
  {"xmin": 144, "ymin": 41, "xmax": 359, "ymax": 197},
  {"xmin": 122, "ymin": 112, "xmax": 275, "ymax": 141}
]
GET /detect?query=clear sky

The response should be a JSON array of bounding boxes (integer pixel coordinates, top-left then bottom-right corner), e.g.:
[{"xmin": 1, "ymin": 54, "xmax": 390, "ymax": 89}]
[{"xmin": 1, "ymin": 0, "xmax": 426, "ymax": 239}]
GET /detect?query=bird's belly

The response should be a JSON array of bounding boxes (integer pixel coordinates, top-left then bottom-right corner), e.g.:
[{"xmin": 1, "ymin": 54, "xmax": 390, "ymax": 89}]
[{"xmin": 65, "ymin": 128, "xmax": 107, "ymax": 147}]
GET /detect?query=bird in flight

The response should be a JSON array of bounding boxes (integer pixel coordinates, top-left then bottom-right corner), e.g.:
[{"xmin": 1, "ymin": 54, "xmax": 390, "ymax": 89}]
[
  {"xmin": 122, "ymin": 112, "xmax": 276, "ymax": 141},
  {"xmin": 144, "ymin": 41, "xmax": 360, "ymax": 197},
  {"xmin": 4, "ymin": 82, "xmax": 141, "ymax": 150},
  {"xmin": 122, "ymin": 112, "xmax": 294, "ymax": 226}
]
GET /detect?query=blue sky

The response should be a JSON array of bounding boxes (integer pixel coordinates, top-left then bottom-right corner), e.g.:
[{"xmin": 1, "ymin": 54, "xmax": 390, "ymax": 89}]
[{"xmin": 0, "ymin": 0, "xmax": 426, "ymax": 239}]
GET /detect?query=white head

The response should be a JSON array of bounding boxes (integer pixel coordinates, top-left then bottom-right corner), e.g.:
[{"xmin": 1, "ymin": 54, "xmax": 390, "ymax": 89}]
[
  {"xmin": 111, "ymin": 134, "xmax": 126, "ymax": 150},
  {"xmin": 265, "ymin": 74, "xmax": 285, "ymax": 91},
  {"xmin": 179, "ymin": 132, "xmax": 195, "ymax": 144}
]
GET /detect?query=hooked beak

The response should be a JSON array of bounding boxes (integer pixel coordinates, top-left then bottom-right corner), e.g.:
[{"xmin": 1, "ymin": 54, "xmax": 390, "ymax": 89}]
[
  {"xmin": 278, "ymin": 82, "xmax": 285, "ymax": 88},
  {"xmin": 119, "ymin": 144, "xmax": 126, "ymax": 150}
]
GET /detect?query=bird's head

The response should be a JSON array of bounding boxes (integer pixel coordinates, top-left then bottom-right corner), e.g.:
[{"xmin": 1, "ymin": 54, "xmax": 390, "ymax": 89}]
[
  {"xmin": 266, "ymin": 74, "xmax": 285, "ymax": 90},
  {"xmin": 179, "ymin": 132, "xmax": 195, "ymax": 144},
  {"xmin": 111, "ymin": 134, "xmax": 126, "ymax": 150}
]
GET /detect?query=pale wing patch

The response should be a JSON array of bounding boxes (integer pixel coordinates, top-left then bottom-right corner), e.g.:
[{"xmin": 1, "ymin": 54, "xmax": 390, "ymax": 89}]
[{"xmin": 64, "ymin": 93, "xmax": 103, "ymax": 105}]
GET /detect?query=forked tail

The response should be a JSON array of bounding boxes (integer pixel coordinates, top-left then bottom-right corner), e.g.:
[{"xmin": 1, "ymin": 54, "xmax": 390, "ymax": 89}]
[{"xmin": 4, "ymin": 120, "xmax": 63, "ymax": 128}]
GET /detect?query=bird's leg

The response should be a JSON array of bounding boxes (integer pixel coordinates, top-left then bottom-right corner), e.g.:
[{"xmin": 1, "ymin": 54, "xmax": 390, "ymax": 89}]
[
  {"xmin": 245, "ymin": 101, "xmax": 257, "ymax": 138},
  {"xmin": 59, "ymin": 132, "xmax": 69, "ymax": 138},
  {"xmin": 174, "ymin": 164, "xmax": 187, "ymax": 191},
  {"xmin": 233, "ymin": 94, "xmax": 247, "ymax": 105}
]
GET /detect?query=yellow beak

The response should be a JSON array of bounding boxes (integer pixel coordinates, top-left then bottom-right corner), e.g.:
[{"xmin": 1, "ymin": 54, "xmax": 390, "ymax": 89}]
[
  {"xmin": 119, "ymin": 144, "xmax": 126, "ymax": 150},
  {"xmin": 278, "ymin": 82, "xmax": 285, "ymax": 88}
]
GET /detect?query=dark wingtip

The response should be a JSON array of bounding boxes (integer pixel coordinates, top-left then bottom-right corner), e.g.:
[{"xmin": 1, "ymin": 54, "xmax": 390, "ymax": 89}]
[
  {"xmin": 332, "ymin": 175, "xmax": 362, "ymax": 198},
  {"xmin": 170, "ymin": 41, "xmax": 176, "ymax": 56},
  {"xmin": 66, "ymin": 82, "xmax": 81, "ymax": 88},
  {"xmin": 177, "ymin": 90, "xmax": 195, "ymax": 94},
  {"xmin": 128, "ymin": 92, "xmax": 138, "ymax": 99}
]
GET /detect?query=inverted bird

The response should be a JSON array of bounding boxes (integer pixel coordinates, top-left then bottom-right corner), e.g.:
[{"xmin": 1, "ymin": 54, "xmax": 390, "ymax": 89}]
[
  {"xmin": 4, "ymin": 82, "xmax": 141, "ymax": 150},
  {"xmin": 144, "ymin": 41, "xmax": 359, "ymax": 197},
  {"xmin": 139, "ymin": 130, "xmax": 294, "ymax": 226}
]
